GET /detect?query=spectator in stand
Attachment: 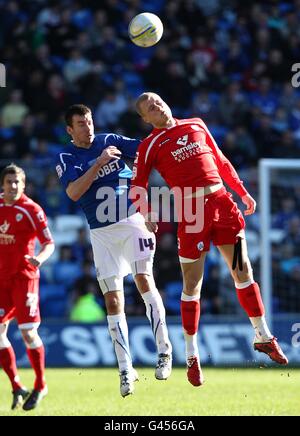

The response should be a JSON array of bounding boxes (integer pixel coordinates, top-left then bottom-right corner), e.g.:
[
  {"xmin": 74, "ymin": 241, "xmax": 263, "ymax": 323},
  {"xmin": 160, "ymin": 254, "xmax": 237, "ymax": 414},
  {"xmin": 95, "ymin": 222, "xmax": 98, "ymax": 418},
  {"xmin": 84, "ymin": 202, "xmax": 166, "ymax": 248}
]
[
  {"xmin": 1, "ymin": 90, "xmax": 29, "ymax": 128},
  {"xmin": 40, "ymin": 173, "xmax": 70, "ymax": 217},
  {"xmin": 94, "ymin": 87, "xmax": 128, "ymax": 130},
  {"xmin": 69, "ymin": 261, "xmax": 105, "ymax": 323},
  {"xmin": 272, "ymin": 197, "xmax": 298, "ymax": 230},
  {"xmin": 219, "ymin": 82, "xmax": 250, "ymax": 127},
  {"xmin": 52, "ymin": 245, "xmax": 81, "ymax": 287},
  {"xmin": 71, "ymin": 227, "xmax": 91, "ymax": 263}
]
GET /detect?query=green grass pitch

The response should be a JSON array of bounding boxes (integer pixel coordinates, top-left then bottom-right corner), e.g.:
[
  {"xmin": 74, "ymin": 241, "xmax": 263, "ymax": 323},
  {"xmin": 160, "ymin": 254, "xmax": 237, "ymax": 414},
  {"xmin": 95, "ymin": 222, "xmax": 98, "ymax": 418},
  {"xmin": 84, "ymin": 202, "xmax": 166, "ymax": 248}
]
[{"xmin": 0, "ymin": 367, "xmax": 299, "ymax": 416}]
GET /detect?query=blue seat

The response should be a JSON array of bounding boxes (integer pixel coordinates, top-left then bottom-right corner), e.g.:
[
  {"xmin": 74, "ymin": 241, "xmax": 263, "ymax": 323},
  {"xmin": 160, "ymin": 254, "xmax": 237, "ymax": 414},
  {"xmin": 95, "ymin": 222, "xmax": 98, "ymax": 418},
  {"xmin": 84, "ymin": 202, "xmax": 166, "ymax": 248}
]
[
  {"xmin": 52, "ymin": 262, "xmax": 81, "ymax": 286},
  {"xmin": 40, "ymin": 284, "xmax": 67, "ymax": 303},
  {"xmin": 39, "ymin": 284, "xmax": 68, "ymax": 318},
  {"xmin": 40, "ymin": 298, "xmax": 67, "ymax": 318},
  {"xmin": 164, "ymin": 281, "xmax": 182, "ymax": 314}
]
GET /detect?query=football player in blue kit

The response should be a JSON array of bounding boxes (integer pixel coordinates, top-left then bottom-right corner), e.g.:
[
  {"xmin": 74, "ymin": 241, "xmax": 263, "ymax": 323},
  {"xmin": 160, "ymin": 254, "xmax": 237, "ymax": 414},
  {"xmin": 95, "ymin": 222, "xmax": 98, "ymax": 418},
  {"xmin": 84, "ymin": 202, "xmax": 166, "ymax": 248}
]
[{"xmin": 55, "ymin": 104, "xmax": 172, "ymax": 397}]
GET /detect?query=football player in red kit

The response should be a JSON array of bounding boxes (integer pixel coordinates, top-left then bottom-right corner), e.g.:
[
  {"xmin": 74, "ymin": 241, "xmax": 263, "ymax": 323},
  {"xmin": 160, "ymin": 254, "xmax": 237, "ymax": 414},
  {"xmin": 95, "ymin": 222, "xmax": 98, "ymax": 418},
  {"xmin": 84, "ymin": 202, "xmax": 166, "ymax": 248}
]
[
  {"xmin": 130, "ymin": 92, "xmax": 288, "ymax": 387},
  {"xmin": 0, "ymin": 164, "xmax": 54, "ymax": 410}
]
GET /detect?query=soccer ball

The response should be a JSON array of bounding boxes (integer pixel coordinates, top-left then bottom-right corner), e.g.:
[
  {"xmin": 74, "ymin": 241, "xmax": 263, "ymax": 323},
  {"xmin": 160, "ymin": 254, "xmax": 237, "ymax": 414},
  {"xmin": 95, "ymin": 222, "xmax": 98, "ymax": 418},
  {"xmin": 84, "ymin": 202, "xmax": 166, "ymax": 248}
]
[{"xmin": 128, "ymin": 12, "xmax": 163, "ymax": 48}]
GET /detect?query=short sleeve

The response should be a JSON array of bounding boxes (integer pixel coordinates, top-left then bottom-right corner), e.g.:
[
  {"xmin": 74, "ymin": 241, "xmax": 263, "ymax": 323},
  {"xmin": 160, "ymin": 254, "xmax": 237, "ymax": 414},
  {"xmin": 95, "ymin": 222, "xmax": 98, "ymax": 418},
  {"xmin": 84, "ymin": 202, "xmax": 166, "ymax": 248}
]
[
  {"xmin": 55, "ymin": 152, "xmax": 78, "ymax": 189},
  {"xmin": 30, "ymin": 203, "xmax": 54, "ymax": 245}
]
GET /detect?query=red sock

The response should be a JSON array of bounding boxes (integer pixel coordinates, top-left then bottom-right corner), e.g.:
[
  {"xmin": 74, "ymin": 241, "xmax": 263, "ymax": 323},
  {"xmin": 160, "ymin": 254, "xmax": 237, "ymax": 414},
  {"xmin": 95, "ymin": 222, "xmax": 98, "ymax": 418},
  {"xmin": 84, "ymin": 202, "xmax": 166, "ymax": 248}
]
[
  {"xmin": 236, "ymin": 282, "xmax": 265, "ymax": 317},
  {"xmin": 180, "ymin": 300, "xmax": 200, "ymax": 335},
  {"xmin": 0, "ymin": 346, "xmax": 22, "ymax": 391},
  {"xmin": 26, "ymin": 345, "xmax": 46, "ymax": 391}
]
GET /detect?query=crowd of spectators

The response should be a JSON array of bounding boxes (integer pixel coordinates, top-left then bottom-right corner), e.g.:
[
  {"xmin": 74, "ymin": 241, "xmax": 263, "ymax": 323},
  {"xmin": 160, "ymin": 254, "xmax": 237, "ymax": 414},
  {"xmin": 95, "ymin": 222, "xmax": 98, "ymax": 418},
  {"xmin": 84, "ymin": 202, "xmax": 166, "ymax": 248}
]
[{"xmin": 1, "ymin": 0, "xmax": 300, "ymax": 318}]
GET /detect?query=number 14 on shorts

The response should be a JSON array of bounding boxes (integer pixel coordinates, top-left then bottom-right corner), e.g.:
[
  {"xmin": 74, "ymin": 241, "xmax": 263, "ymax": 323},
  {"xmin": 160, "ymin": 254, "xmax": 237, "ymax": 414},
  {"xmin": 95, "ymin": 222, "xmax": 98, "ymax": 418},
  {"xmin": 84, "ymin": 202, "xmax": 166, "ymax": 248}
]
[{"xmin": 139, "ymin": 237, "xmax": 155, "ymax": 251}]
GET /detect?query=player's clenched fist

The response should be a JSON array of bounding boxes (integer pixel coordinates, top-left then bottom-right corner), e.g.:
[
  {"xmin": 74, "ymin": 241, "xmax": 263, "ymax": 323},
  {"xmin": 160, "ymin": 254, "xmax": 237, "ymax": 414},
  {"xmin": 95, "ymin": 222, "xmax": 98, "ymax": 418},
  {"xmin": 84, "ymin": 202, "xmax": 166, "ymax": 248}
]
[{"xmin": 97, "ymin": 146, "xmax": 122, "ymax": 167}]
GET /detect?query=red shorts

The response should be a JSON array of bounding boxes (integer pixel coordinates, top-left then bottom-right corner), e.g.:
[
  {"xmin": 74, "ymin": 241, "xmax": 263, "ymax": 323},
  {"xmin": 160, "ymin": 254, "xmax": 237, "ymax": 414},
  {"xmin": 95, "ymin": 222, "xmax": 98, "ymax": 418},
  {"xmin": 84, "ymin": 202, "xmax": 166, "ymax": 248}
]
[
  {"xmin": 177, "ymin": 187, "xmax": 245, "ymax": 260},
  {"xmin": 0, "ymin": 275, "xmax": 40, "ymax": 326}
]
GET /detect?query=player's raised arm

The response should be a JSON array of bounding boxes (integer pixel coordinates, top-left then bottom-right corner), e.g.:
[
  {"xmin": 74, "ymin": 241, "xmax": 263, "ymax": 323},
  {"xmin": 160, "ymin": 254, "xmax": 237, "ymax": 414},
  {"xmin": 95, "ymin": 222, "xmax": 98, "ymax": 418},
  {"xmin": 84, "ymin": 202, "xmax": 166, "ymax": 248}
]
[
  {"xmin": 202, "ymin": 119, "xmax": 249, "ymax": 199},
  {"xmin": 203, "ymin": 124, "xmax": 256, "ymax": 215},
  {"xmin": 64, "ymin": 146, "xmax": 121, "ymax": 202},
  {"xmin": 105, "ymin": 133, "xmax": 140, "ymax": 159}
]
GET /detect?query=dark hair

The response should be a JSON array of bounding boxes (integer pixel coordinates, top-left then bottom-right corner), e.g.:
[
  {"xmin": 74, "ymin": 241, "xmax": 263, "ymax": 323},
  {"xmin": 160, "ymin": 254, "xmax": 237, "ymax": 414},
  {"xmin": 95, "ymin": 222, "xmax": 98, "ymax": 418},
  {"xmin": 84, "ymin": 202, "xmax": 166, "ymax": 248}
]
[
  {"xmin": 0, "ymin": 163, "xmax": 26, "ymax": 186},
  {"xmin": 65, "ymin": 104, "xmax": 92, "ymax": 127}
]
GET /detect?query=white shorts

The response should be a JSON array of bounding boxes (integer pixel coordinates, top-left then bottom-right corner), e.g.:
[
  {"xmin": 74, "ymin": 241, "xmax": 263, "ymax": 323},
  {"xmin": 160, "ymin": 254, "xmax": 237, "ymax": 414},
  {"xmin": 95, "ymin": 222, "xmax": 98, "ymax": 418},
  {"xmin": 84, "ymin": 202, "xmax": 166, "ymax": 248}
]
[{"xmin": 90, "ymin": 213, "xmax": 156, "ymax": 285}]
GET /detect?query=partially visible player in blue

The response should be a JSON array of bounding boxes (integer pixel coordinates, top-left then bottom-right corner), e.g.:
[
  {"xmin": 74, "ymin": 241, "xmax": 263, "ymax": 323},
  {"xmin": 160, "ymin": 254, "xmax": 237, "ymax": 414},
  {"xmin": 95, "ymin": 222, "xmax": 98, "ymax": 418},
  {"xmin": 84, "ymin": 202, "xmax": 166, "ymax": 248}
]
[{"xmin": 55, "ymin": 104, "xmax": 172, "ymax": 397}]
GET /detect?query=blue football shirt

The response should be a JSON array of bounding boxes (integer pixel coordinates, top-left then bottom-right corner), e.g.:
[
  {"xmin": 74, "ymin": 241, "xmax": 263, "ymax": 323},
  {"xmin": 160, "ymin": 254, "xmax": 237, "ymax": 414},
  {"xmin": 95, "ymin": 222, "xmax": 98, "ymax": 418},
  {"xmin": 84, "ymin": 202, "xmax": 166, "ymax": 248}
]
[{"xmin": 55, "ymin": 133, "xmax": 140, "ymax": 229}]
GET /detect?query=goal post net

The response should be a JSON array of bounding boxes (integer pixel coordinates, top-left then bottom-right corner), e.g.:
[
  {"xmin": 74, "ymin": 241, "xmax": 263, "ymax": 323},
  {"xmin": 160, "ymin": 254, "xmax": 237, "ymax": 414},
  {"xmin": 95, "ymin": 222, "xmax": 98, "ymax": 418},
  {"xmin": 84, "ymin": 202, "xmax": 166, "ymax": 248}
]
[{"xmin": 259, "ymin": 158, "xmax": 300, "ymax": 329}]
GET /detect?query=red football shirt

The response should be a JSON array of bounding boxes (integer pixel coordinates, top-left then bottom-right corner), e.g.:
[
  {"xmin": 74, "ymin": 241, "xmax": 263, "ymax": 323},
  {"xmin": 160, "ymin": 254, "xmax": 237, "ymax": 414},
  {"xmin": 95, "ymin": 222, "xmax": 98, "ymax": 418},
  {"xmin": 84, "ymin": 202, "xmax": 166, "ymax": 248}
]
[
  {"xmin": 0, "ymin": 193, "xmax": 53, "ymax": 279},
  {"xmin": 131, "ymin": 117, "xmax": 248, "ymax": 197}
]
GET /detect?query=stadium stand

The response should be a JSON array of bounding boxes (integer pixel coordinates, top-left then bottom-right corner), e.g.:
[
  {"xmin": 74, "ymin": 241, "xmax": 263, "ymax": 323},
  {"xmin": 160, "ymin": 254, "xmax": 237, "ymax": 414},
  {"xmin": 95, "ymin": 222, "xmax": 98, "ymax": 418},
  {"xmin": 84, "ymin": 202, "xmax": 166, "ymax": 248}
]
[{"xmin": 1, "ymin": 0, "xmax": 300, "ymax": 318}]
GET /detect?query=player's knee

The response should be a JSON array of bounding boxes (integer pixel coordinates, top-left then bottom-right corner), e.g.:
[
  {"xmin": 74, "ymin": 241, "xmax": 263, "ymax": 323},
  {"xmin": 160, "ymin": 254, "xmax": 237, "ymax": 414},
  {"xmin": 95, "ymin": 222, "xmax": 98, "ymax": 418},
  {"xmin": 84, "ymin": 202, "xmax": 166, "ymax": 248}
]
[
  {"xmin": 105, "ymin": 294, "xmax": 122, "ymax": 314},
  {"xmin": 184, "ymin": 278, "xmax": 202, "ymax": 294},
  {"xmin": 20, "ymin": 328, "xmax": 39, "ymax": 346},
  {"xmin": 231, "ymin": 252, "xmax": 253, "ymax": 283},
  {"xmin": 134, "ymin": 273, "xmax": 152, "ymax": 293},
  {"xmin": 231, "ymin": 261, "xmax": 253, "ymax": 284}
]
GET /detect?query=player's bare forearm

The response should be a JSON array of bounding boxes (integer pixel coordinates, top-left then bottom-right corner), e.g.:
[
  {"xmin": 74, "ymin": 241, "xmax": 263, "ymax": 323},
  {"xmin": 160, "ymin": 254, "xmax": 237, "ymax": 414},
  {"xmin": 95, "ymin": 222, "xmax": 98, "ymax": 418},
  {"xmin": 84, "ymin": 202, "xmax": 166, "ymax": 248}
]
[
  {"xmin": 66, "ymin": 162, "xmax": 103, "ymax": 201},
  {"xmin": 67, "ymin": 146, "xmax": 121, "ymax": 201},
  {"xmin": 25, "ymin": 242, "xmax": 55, "ymax": 267}
]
